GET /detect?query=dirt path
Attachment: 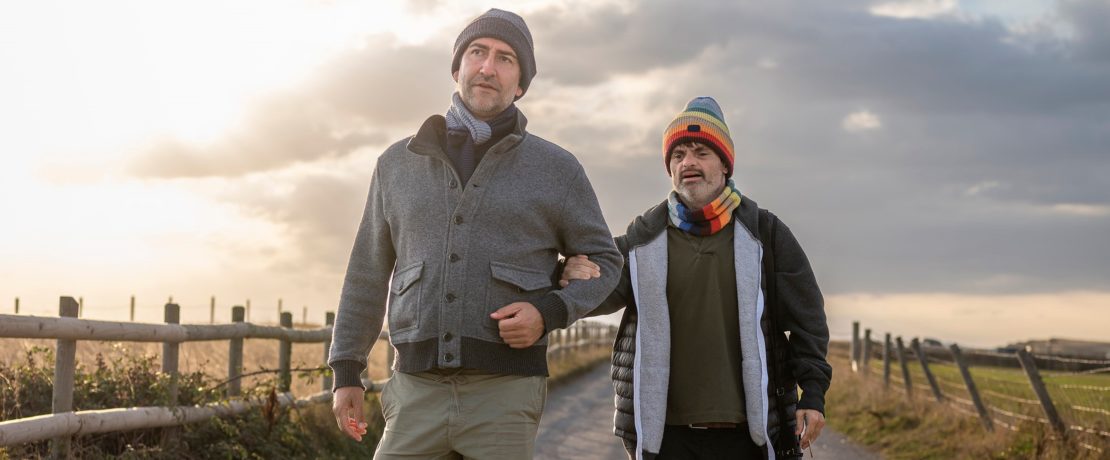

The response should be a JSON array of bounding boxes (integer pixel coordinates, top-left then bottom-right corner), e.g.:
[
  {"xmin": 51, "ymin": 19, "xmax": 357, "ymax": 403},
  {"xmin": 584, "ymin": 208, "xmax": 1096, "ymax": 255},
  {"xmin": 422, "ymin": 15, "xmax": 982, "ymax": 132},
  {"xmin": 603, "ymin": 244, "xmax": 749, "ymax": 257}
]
[{"xmin": 536, "ymin": 363, "xmax": 880, "ymax": 459}]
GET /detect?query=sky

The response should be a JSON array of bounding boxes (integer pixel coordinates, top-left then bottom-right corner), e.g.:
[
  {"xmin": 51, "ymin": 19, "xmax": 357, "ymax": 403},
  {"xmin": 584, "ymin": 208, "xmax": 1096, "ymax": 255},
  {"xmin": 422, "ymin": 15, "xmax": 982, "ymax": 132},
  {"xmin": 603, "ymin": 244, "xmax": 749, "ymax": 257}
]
[{"xmin": 1, "ymin": 0, "xmax": 1107, "ymax": 348}]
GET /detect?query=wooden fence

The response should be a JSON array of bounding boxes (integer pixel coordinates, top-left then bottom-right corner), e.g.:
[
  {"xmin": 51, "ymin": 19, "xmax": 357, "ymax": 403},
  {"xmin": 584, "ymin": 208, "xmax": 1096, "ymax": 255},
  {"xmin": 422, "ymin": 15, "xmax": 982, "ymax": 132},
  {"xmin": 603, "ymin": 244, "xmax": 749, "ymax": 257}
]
[
  {"xmin": 845, "ymin": 321, "xmax": 1110, "ymax": 454},
  {"xmin": 0, "ymin": 296, "xmax": 616, "ymax": 454}
]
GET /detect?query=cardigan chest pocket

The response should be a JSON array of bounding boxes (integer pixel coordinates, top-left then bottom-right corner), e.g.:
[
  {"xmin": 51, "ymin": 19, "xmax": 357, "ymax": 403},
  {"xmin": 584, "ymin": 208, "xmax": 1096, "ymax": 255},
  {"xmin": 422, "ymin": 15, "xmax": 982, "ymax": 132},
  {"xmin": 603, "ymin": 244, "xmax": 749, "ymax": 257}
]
[
  {"xmin": 388, "ymin": 261, "xmax": 423, "ymax": 334},
  {"xmin": 484, "ymin": 261, "xmax": 554, "ymax": 338}
]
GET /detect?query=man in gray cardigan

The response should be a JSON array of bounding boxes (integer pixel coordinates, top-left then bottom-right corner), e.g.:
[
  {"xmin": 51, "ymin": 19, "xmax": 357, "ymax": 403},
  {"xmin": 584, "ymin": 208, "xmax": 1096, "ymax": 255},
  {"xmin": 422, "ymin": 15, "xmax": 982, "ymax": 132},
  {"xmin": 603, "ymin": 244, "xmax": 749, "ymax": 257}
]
[{"xmin": 328, "ymin": 8, "xmax": 622, "ymax": 459}]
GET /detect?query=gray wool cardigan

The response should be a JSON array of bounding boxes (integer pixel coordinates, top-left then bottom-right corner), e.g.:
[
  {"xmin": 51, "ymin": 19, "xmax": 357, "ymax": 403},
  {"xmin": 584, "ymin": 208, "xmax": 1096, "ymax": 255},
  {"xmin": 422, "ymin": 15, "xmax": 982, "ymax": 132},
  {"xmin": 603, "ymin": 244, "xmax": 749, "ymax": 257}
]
[{"xmin": 328, "ymin": 111, "xmax": 622, "ymax": 388}]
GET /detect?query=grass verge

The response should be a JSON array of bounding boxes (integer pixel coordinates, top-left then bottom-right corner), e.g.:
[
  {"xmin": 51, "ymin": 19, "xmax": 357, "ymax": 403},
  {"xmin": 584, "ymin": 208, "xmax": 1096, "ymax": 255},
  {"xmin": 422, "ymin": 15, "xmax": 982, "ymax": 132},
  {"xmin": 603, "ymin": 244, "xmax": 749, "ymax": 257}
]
[{"xmin": 825, "ymin": 353, "xmax": 1106, "ymax": 459}]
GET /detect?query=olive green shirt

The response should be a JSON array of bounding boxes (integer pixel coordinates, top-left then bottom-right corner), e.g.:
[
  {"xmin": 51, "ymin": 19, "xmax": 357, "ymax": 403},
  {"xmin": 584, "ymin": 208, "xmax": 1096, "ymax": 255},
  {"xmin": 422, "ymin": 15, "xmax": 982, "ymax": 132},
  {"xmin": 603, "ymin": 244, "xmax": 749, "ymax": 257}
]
[{"xmin": 664, "ymin": 223, "xmax": 746, "ymax": 425}]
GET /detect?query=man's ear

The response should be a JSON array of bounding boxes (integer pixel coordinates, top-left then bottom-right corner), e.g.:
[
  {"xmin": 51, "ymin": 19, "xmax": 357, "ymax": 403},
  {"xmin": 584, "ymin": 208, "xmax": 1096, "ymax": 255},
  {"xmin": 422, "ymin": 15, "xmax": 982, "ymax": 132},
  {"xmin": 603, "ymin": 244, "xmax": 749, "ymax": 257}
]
[
  {"xmin": 452, "ymin": 70, "xmax": 459, "ymax": 83},
  {"xmin": 515, "ymin": 86, "xmax": 523, "ymax": 97}
]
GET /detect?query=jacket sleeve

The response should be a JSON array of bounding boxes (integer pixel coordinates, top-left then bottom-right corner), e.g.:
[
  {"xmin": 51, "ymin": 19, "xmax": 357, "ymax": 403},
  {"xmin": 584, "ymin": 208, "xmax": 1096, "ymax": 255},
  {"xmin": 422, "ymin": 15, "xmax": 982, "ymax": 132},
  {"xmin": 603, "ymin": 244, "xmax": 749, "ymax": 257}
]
[
  {"xmin": 533, "ymin": 164, "xmax": 623, "ymax": 332},
  {"xmin": 773, "ymin": 218, "xmax": 832, "ymax": 413},
  {"xmin": 586, "ymin": 234, "xmax": 633, "ymax": 317},
  {"xmin": 328, "ymin": 162, "xmax": 396, "ymax": 390}
]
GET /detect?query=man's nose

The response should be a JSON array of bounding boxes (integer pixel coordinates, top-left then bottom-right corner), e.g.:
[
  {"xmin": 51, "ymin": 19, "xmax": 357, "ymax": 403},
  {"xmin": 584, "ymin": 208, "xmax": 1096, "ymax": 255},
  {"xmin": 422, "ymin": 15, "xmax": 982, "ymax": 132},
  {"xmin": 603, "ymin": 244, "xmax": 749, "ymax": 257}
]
[{"xmin": 478, "ymin": 56, "xmax": 496, "ymax": 75}]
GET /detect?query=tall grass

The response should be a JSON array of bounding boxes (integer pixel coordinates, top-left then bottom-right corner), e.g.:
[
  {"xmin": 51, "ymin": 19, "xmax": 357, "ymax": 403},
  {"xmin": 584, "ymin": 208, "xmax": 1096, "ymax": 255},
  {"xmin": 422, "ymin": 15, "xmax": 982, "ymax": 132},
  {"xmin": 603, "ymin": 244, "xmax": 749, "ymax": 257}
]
[
  {"xmin": 0, "ymin": 336, "xmax": 613, "ymax": 458},
  {"xmin": 826, "ymin": 353, "xmax": 1106, "ymax": 459}
]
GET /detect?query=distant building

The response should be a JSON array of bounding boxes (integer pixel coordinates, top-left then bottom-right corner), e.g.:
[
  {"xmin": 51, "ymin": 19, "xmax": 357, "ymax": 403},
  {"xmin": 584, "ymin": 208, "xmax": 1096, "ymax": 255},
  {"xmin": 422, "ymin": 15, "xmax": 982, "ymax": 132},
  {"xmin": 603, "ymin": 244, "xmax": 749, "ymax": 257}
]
[{"xmin": 1004, "ymin": 338, "xmax": 1110, "ymax": 360}]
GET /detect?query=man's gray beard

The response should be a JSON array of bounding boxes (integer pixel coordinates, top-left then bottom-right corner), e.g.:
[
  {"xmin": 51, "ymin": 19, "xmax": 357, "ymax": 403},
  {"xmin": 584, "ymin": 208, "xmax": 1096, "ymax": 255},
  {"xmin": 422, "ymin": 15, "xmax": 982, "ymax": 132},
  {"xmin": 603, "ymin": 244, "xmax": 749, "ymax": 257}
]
[{"xmin": 676, "ymin": 183, "xmax": 724, "ymax": 210}]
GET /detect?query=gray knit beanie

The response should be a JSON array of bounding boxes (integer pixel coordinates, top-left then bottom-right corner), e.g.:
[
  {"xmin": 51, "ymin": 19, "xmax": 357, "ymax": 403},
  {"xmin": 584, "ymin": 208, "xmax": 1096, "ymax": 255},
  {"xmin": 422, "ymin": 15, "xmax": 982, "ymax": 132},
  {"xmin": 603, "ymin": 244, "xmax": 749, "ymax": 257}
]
[{"xmin": 451, "ymin": 8, "xmax": 536, "ymax": 99}]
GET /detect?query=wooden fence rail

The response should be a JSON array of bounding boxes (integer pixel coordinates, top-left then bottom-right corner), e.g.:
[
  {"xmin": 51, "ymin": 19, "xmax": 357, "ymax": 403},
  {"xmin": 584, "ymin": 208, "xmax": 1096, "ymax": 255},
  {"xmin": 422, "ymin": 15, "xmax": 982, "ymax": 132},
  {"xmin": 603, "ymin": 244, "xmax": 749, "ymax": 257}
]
[{"xmin": 0, "ymin": 296, "xmax": 616, "ymax": 451}]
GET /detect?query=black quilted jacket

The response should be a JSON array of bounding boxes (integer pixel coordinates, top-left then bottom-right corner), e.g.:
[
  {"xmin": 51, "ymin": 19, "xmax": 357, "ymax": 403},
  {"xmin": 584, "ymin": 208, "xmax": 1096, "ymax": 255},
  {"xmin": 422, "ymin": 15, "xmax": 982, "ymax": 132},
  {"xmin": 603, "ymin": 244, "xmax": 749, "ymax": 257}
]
[{"xmin": 590, "ymin": 197, "xmax": 831, "ymax": 459}]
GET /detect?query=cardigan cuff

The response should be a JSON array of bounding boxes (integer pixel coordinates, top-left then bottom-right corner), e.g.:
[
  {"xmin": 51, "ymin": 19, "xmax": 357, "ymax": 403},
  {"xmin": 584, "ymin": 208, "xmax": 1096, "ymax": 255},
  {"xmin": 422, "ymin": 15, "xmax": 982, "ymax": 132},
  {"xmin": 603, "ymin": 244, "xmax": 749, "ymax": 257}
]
[
  {"xmin": 533, "ymin": 293, "xmax": 569, "ymax": 335},
  {"xmin": 330, "ymin": 359, "xmax": 367, "ymax": 392}
]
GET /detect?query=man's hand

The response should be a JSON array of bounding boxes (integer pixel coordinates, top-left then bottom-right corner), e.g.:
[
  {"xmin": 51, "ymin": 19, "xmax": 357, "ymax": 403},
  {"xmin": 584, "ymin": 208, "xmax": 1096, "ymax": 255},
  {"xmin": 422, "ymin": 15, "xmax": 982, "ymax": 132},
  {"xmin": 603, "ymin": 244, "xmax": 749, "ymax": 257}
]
[
  {"xmin": 795, "ymin": 409, "xmax": 825, "ymax": 450},
  {"xmin": 559, "ymin": 255, "xmax": 600, "ymax": 287},
  {"xmin": 490, "ymin": 302, "xmax": 545, "ymax": 348},
  {"xmin": 333, "ymin": 386, "xmax": 368, "ymax": 441}
]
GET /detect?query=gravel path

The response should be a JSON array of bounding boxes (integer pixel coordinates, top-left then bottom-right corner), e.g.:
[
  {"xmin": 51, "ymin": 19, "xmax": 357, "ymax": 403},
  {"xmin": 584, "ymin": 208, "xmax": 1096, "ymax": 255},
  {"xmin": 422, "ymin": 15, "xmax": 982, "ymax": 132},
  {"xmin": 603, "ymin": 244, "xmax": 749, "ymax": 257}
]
[{"xmin": 536, "ymin": 363, "xmax": 880, "ymax": 459}]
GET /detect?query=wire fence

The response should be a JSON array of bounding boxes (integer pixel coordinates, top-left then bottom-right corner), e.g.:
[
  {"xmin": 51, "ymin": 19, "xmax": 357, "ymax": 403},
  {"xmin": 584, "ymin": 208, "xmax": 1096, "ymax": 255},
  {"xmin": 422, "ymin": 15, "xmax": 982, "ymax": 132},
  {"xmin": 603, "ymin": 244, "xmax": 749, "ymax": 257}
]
[{"xmin": 842, "ymin": 323, "xmax": 1110, "ymax": 454}]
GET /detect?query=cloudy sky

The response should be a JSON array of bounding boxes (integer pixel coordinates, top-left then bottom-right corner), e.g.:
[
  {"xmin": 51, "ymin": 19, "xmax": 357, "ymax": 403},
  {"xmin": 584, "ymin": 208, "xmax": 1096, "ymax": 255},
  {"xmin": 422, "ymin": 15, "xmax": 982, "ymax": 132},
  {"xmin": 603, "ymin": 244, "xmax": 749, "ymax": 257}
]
[{"xmin": 1, "ymin": 0, "xmax": 1106, "ymax": 347}]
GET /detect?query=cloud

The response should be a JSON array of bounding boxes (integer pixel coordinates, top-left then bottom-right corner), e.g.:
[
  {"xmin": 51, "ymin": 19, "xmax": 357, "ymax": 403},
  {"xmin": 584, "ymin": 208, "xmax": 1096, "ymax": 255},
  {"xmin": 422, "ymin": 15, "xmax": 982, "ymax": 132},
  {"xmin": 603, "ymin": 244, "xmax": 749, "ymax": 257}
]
[
  {"xmin": 1047, "ymin": 203, "xmax": 1110, "ymax": 217},
  {"xmin": 517, "ymin": 0, "xmax": 1110, "ymax": 296},
  {"xmin": 869, "ymin": 0, "xmax": 958, "ymax": 20},
  {"xmin": 841, "ymin": 110, "xmax": 883, "ymax": 132},
  {"xmin": 129, "ymin": 97, "xmax": 387, "ymax": 178},
  {"xmin": 220, "ymin": 161, "xmax": 373, "ymax": 273},
  {"xmin": 129, "ymin": 34, "xmax": 454, "ymax": 179},
  {"xmin": 1058, "ymin": 0, "xmax": 1110, "ymax": 61},
  {"xmin": 126, "ymin": 0, "xmax": 1110, "ymax": 298}
]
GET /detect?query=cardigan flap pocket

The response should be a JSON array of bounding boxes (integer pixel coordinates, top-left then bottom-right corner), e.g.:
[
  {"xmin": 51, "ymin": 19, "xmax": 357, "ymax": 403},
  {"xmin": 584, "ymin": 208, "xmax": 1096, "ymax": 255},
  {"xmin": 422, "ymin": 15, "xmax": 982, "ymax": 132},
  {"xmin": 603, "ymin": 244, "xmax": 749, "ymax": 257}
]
[
  {"xmin": 390, "ymin": 262, "xmax": 424, "ymax": 296},
  {"xmin": 490, "ymin": 261, "xmax": 552, "ymax": 292}
]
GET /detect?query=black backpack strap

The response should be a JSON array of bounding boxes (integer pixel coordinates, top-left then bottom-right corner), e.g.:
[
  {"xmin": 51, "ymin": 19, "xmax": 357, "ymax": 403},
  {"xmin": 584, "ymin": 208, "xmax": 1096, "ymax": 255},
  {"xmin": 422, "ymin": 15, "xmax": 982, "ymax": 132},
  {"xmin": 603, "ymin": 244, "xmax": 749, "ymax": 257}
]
[{"xmin": 759, "ymin": 209, "xmax": 803, "ymax": 458}]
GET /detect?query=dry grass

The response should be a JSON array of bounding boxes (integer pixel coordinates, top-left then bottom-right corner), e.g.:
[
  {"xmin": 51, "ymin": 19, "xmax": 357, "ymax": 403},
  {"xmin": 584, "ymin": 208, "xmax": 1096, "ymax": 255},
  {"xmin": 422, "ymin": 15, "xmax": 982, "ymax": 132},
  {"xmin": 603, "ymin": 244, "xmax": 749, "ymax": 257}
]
[
  {"xmin": 825, "ymin": 351, "xmax": 1106, "ymax": 459},
  {"xmin": 0, "ymin": 336, "xmax": 391, "ymax": 398},
  {"xmin": 0, "ymin": 335, "xmax": 611, "ymax": 399}
]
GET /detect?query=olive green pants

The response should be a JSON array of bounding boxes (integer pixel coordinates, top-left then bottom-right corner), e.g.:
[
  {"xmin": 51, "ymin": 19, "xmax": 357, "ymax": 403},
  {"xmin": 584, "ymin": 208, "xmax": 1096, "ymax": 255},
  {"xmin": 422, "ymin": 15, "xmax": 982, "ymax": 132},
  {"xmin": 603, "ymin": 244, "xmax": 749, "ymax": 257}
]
[{"xmin": 374, "ymin": 370, "xmax": 547, "ymax": 460}]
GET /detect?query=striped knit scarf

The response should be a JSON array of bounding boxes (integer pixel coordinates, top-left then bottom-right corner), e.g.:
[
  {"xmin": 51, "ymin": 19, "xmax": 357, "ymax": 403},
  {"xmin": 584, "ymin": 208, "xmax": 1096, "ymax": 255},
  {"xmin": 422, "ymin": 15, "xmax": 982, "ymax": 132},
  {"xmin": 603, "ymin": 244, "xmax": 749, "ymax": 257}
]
[
  {"xmin": 667, "ymin": 179, "xmax": 742, "ymax": 236},
  {"xmin": 446, "ymin": 92, "xmax": 493, "ymax": 144}
]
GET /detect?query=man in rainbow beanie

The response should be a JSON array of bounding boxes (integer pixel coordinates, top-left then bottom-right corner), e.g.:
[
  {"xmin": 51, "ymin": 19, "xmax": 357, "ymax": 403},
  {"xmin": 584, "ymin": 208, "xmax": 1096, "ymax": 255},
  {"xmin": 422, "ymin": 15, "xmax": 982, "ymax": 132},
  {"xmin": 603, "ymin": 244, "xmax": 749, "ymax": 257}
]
[{"xmin": 564, "ymin": 97, "xmax": 831, "ymax": 459}]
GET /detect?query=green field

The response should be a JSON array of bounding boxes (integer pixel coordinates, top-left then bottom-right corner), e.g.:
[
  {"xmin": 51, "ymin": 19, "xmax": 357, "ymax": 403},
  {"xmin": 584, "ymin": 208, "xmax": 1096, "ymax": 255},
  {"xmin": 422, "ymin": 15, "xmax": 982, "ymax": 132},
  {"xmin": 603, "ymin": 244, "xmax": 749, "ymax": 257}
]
[{"xmin": 863, "ymin": 353, "xmax": 1110, "ymax": 439}]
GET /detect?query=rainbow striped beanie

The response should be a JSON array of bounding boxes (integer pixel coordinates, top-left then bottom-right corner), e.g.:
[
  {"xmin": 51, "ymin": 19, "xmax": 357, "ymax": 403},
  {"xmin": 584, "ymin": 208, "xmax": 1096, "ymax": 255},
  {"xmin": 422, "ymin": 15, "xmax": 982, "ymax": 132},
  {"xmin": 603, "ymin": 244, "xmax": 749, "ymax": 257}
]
[{"xmin": 662, "ymin": 96, "xmax": 734, "ymax": 177}]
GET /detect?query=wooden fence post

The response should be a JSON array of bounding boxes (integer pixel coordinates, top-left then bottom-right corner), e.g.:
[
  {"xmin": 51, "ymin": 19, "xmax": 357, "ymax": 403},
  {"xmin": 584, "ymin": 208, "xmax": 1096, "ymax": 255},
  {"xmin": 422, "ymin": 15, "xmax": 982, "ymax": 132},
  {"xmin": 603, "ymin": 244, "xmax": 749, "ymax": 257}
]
[
  {"xmin": 162, "ymin": 303, "xmax": 181, "ymax": 404},
  {"xmin": 246, "ymin": 299, "xmax": 251, "ymax": 323},
  {"xmin": 324, "ymin": 311, "xmax": 335, "ymax": 391},
  {"xmin": 78, "ymin": 297, "xmax": 83, "ymax": 318},
  {"xmin": 911, "ymin": 338, "xmax": 944, "ymax": 402},
  {"xmin": 896, "ymin": 336, "xmax": 913, "ymax": 398},
  {"xmin": 279, "ymin": 312, "xmax": 293, "ymax": 392},
  {"xmin": 862, "ymin": 328, "xmax": 873, "ymax": 376},
  {"xmin": 50, "ymin": 296, "xmax": 79, "ymax": 459},
  {"xmin": 130, "ymin": 295, "xmax": 136, "ymax": 322},
  {"xmin": 302, "ymin": 306, "xmax": 307, "ymax": 325},
  {"xmin": 560, "ymin": 328, "xmax": 567, "ymax": 358},
  {"xmin": 851, "ymin": 321, "xmax": 860, "ymax": 372},
  {"xmin": 883, "ymin": 333, "xmax": 892, "ymax": 389},
  {"xmin": 14, "ymin": 297, "xmax": 18, "ymax": 314},
  {"xmin": 162, "ymin": 302, "xmax": 181, "ymax": 444},
  {"xmin": 1016, "ymin": 347, "xmax": 1066, "ymax": 434},
  {"xmin": 228, "ymin": 306, "xmax": 245, "ymax": 397},
  {"xmin": 210, "ymin": 296, "xmax": 215, "ymax": 324},
  {"xmin": 950, "ymin": 344, "xmax": 993, "ymax": 432}
]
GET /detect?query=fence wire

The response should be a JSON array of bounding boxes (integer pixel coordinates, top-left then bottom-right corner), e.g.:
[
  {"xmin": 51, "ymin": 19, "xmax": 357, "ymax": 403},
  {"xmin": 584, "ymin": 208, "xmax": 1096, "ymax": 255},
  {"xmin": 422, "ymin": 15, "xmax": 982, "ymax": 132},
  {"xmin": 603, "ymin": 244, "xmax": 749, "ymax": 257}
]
[{"xmin": 847, "ymin": 333, "xmax": 1110, "ymax": 451}]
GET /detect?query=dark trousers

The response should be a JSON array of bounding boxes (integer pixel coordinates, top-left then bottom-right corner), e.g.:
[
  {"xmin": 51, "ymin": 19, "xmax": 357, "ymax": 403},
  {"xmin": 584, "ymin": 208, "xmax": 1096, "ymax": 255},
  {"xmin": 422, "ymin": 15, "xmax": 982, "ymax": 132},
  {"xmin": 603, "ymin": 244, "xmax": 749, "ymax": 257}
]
[{"xmin": 657, "ymin": 424, "xmax": 763, "ymax": 459}]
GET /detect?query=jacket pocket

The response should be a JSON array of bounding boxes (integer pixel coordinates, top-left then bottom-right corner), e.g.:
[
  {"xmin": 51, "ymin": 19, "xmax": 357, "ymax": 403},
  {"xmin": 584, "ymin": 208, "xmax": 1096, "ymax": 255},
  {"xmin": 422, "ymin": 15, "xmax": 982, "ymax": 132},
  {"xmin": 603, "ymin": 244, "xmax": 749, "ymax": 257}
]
[
  {"xmin": 388, "ymin": 261, "xmax": 423, "ymax": 334},
  {"xmin": 484, "ymin": 261, "xmax": 553, "ymax": 337}
]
